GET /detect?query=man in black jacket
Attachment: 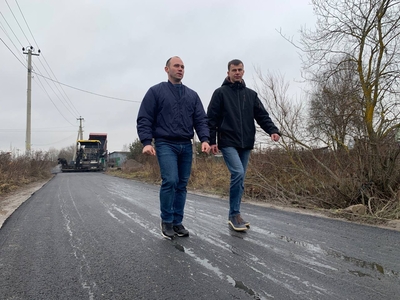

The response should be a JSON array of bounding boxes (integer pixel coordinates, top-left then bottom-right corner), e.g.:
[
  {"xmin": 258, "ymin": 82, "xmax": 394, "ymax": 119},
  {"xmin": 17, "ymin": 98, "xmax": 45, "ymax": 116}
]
[
  {"xmin": 207, "ymin": 59, "xmax": 280, "ymax": 231},
  {"xmin": 137, "ymin": 56, "xmax": 210, "ymax": 239}
]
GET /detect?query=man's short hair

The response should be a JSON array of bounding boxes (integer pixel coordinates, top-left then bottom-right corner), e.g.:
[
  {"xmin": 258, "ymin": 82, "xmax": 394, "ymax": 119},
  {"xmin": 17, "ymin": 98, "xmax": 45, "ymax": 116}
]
[
  {"xmin": 166, "ymin": 56, "xmax": 180, "ymax": 67},
  {"xmin": 228, "ymin": 59, "xmax": 244, "ymax": 70}
]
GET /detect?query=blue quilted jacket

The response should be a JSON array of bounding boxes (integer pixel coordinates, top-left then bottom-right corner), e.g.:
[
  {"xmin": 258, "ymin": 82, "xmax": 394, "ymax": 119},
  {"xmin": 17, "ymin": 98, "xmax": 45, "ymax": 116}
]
[{"xmin": 137, "ymin": 81, "xmax": 209, "ymax": 147}]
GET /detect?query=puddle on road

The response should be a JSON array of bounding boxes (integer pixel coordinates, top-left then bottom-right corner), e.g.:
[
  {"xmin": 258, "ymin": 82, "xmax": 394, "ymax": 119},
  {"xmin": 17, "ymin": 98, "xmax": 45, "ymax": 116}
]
[
  {"xmin": 326, "ymin": 249, "xmax": 399, "ymax": 278},
  {"xmin": 234, "ymin": 280, "xmax": 259, "ymax": 298},
  {"xmin": 171, "ymin": 240, "xmax": 185, "ymax": 252},
  {"xmin": 258, "ymin": 229, "xmax": 399, "ymax": 279}
]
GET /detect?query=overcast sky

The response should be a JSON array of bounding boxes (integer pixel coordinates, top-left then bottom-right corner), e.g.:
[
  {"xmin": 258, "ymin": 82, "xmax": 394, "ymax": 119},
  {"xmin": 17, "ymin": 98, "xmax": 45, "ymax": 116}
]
[{"xmin": 0, "ymin": 0, "xmax": 316, "ymax": 154}]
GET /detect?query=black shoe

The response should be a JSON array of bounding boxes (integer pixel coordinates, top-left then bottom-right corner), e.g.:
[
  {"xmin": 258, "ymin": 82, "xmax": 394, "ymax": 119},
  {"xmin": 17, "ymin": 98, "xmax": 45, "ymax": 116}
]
[
  {"xmin": 237, "ymin": 214, "xmax": 250, "ymax": 227},
  {"xmin": 228, "ymin": 215, "xmax": 248, "ymax": 231},
  {"xmin": 161, "ymin": 222, "xmax": 176, "ymax": 239},
  {"xmin": 173, "ymin": 224, "xmax": 189, "ymax": 237}
]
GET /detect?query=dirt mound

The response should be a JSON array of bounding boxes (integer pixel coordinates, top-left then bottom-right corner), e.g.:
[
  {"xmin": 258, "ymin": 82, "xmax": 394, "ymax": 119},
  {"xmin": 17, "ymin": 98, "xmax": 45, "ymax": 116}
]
[{"xmin": 121, "ymin": 159, "xmax": 144, "ymax": 172}]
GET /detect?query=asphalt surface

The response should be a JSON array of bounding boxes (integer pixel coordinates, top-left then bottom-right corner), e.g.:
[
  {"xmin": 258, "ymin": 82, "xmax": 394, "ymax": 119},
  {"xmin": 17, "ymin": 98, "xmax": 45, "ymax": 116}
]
[{"xmin": 0, "ymin": 172, "xmax": 399, "ymax": 300}]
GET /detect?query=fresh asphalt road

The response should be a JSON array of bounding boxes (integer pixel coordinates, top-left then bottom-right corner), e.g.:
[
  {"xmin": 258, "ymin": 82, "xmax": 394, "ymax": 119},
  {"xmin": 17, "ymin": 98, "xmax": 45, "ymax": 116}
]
[{"xmin": 0, "ymin": 173, "xmax": 399, "ymax": 300}]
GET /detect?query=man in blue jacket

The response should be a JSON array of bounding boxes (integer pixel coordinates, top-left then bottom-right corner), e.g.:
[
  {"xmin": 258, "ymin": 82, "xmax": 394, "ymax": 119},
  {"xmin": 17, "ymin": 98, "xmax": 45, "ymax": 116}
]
[
  {"xmin": 137, "ymin": 56, "xmax": 210, "ymax": 239},
  {"xmin": 207, "ymin": 59, "xmax": 280, "ymax": 232}
]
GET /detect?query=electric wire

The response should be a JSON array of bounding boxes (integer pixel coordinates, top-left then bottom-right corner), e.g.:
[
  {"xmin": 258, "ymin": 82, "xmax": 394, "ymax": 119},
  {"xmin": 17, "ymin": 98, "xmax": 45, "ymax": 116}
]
[
  {"xmin": 0, "ymin": 1, "xmax": 140, "ymax": 151},
  {"xmin": 36, "ymin": 57, "xmax": 81, "ymax": 116},
  {"xmin": 0, "ymin": 36, "xmax": 24, "ymax": 66},
  {"xmin": 0, "ymin": 4, "xmax": 84, "ymax": 149},
  {"xmin": 8, "ymin": 1, "xmax": 81, "ymax": 118},
  {"xmin": 0, "ymin": 10, "xmax": 22, "ymax": 46},
  {"xmin": 33, "ymin": 72, "xmax": 141, "ymax": 103},
  {"xmin": 5, "ymin": 0, "xmax": 29, "ymax": 45},
  {"xmin": 4, "ymin": 2, "xmax": 80, "ymax": 119},
  {"xmin": 31, "ymin": 59, "xmax": 80, "ymax": 118},
  {"xmin": 2, "ymin": 4, "xmax": 139, "ymax": 105},
  {"xmin": 15, "ymin": 0, "xmax": 82, "ymax": 117},
  {"xmin": 0, "ymin": 18, "xmax": 27, "ymax": 66},
  {"xmin": 33, "ymin": 73, "xmax": 76, "ymax": 126},
  {"xmin": 33, "ymin": 133, "xmax": 77, "ymax": 147},
  {"xmin": 14, "ymin": 0, "xmax": 37, "ymax": 47}
]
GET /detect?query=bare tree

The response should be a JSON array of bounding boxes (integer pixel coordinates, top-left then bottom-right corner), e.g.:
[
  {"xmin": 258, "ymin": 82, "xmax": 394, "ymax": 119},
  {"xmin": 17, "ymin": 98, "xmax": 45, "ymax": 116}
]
[
  {"xmin": 262, "ymin": 0, "xmax": 400, "ymax": 217},
  {"xmin": 300, "ymin": 0, "xmax": 400, "ymax": 141},
  {"xmin": 57, "ymin": 144, "xmax": 76, "ymax": 162},
  {"xmin": 308, "ymin": 57, "xmax": 365, "ymax": 150}
]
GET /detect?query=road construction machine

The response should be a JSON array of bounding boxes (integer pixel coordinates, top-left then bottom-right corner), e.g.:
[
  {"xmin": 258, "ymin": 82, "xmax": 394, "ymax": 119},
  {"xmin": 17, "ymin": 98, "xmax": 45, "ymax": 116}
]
[{"xmin": 58, "ymin": 133, "xmax": 108, "ymax": 172}]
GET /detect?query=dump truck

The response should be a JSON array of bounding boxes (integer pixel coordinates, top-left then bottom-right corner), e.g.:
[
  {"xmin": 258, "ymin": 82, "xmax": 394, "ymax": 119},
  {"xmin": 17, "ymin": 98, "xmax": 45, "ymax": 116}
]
[{"xmin": 59, "ymin": 133, "xmax": 108, "ymax": 172}]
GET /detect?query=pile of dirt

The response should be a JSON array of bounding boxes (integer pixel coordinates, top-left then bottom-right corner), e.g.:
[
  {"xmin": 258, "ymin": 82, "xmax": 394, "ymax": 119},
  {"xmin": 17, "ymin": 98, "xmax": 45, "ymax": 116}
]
[{"xmin": 121, "ymin": 159, "xmax": 144, "ymax": 172}]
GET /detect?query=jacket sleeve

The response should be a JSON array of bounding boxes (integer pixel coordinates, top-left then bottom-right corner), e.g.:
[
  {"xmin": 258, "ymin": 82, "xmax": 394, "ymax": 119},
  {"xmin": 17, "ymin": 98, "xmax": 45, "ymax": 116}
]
[
  {"xmin": 193, "ymin": 93, "xmax": 210, "ymax": 143},
  {"xmin": 207, "ymin": 89, "xmax": 221, "ymax": 145},
  {"xmin": 136, "ymin": 87, "xmax": 157, "ymax": 147},
  {"xmin": 254, "ymin": 96, "xmax": 280, "ymax": 136}
]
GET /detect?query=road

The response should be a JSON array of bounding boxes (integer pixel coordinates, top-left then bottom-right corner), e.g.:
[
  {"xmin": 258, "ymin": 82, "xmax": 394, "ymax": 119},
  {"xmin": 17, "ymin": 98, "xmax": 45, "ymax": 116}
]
[{"xmin": 0, "ymin": 173, "xmax": 399, "ymax": 300}]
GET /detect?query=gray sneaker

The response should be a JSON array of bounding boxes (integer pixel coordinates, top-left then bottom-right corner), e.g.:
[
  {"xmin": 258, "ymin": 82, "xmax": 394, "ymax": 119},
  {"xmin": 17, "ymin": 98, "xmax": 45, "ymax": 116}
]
[
  {"xmin": 237, "ymin": 214, "xmax": 250, "ymax": 227},
  {"xmin": 228, "ymin": 215, "xmax": 248, "ymax": 231},
  {"xmin": 161, "ymin": 222, "xmax": 176, "ymax": 239}
]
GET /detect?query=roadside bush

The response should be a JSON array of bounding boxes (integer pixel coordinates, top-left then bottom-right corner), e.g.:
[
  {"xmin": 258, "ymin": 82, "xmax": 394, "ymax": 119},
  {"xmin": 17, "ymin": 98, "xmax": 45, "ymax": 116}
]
[{"xmin": 0, "ymin": 151, "xmax": 54, "ymax": 195}]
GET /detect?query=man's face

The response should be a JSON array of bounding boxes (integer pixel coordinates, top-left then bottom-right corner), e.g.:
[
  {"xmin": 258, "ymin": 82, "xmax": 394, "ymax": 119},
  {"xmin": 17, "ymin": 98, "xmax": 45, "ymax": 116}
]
[
  {"xmin": 165, "ymin": 57, "xmax": 185, "ymax": 84},
  {"xmin": 227, "ymin": 63, "xmax": 244, "ymax": 83}
]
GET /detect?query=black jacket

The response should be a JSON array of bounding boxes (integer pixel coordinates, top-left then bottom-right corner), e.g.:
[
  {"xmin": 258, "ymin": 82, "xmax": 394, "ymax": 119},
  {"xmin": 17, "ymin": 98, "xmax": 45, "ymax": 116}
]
[{"xmin": 207, "ymin": 78, "xmax": 280, "ymax": 149}]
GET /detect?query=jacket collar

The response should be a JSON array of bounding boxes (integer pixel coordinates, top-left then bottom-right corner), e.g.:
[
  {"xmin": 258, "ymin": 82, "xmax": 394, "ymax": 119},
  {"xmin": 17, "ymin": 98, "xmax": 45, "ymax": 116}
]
[{"xmin": 222, "ymin": 77, "xmax": 246, "ymax": 89}]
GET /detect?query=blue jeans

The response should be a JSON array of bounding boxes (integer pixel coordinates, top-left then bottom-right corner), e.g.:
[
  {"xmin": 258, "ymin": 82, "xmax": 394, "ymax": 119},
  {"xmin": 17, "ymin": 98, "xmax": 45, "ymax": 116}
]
[
  {"xmin": 155, "ymin": 140, "xmax": 193, "ymax": 225},
  {"xmin": 220, "ymin": 147, "xmax": 251, "ymax": 218}
]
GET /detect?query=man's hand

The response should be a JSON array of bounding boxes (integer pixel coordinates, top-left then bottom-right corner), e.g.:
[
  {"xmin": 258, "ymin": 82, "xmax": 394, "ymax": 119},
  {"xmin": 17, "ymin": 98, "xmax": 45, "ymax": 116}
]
[
  {"xmin": 142, "ymin": 145, "xmax": 156, "ymax": 156},
  {"xmin": 201, "ymin": 142, "xmax": 211, "ymax": 154},
  {"xmin": 271, "ymin": 133, "xmax": 280, "ymax": 142},
  {"xmin": 210, "ymin": 144, "xmax": 219, "ymax": 155}
]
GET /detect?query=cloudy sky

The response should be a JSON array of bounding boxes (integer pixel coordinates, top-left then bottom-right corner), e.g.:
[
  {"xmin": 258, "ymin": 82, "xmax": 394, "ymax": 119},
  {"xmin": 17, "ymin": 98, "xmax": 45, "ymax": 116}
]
[{"xmin": 0, "ymin": 0, "xmax": 316, "ymax": 154}]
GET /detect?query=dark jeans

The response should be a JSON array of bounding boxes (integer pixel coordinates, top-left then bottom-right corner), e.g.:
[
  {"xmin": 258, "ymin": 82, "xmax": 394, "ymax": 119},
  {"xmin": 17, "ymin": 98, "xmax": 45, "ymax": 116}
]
[
  {"xmin": 155, "ymin": 140, "xmax": 193, "ymax": 225},
  {"xmin": 220, "ymin": 147, "xmax": 251, "ymax": 218}
]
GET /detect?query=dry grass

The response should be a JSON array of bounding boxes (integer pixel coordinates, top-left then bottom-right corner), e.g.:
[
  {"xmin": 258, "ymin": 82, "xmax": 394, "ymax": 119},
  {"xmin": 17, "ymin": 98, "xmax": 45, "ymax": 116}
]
[
  {"xmin": 0, "ymin": 152, "xmax": 54, "ymax": 195},
  {"xmin": 110, "ymin": 150, "xmax": 400, "ymax": 223},
  {"xmin": 2, "ymin": 147, "xmax": 398, "ymax": 226}
]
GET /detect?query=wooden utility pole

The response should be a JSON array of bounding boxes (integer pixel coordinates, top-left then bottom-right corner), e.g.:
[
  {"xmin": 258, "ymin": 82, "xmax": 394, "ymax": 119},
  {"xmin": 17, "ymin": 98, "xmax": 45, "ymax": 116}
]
[{"xmin": 22, "ymin": 46, "xmax": 40, "ymax": 154}]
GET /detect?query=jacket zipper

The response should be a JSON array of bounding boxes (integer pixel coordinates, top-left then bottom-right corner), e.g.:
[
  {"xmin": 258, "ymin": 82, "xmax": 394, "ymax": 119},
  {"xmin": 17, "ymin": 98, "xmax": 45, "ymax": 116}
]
[{"xmin": 238, "ymin": 89, "xmax": 244, "ymax": 148}]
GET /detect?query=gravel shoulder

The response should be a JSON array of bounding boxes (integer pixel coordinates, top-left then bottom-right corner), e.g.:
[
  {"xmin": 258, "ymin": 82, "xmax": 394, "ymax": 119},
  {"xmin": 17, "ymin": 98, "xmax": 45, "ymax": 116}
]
[{"xmin": 0, "ymin": 179, "xmax": 51, "ymax": 229}]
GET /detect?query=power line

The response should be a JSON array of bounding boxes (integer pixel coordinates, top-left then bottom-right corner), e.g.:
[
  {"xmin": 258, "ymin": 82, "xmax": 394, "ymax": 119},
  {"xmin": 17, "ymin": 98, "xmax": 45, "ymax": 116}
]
[
  {"xmin": 10, "ymin": 1, "xmax": 81, "ymax": 118},
  {"xmin": 33, "ymin": 60, "xmax": 80, "ymax": 118},
  {"xmin": 0, "ymin": 39, "xmax": 80, "ymax": 121},
  {"xmin": 33, "ymin": 72, "xmax": 77, "ymax": 126},
  {"xmin": 1, "ymin": 4, "xmax": 139, "ymax": 106},
  {"xmin": 33, "ymin": 133, "xmax": 77, "ymax": 147},
  {"xmin": 33, "ymin": 72, "xmax": 141, "ymax": 103},
  {"xmin": 2, "ymin": 2, "xmax": 80, "ymax": 120},
  {"xmin": 5, "ymin": 0, "xmax": 29, "ymax": 45},
  {"xmin": 13, "ymin": 0, "xmax": 81, "ymax": 117},
  {"xmin": 0, "ymin": 128, "xmax": 76, "ymax": 132},
  {"xmin": 0, "ymin": 36, "xmax": 24, "ymax": 66},
  {"xmin": 14, "ymin": 0, "xmax": 38, "ymax": 46},
  {"xmin": 1, "ymin": 34, "xmax": 139, "ymax": 105},
  {"xmin": 0, "ymin": 10, "xmax": 23, "ymax": 46},
  {"xmin": 36, "ymin": 56, "xmax": 81, "ymax": 116},
  {"xmin": 0, "ymin": 18, "xmax": 25, "ymax": 63}
]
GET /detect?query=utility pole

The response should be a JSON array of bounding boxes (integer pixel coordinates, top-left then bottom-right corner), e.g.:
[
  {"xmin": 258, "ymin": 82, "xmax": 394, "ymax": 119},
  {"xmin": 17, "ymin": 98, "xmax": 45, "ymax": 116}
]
[
  {"xmin": 73, "ymin": 116, "xmax": 84, "ymax": 163},
  {"xmin": 77, "ymin": 116, "xmax": 84, "ymax": 140},
  {"xmin": 22, "ymin": 46, "xmax": 40, "ymax": 154}
]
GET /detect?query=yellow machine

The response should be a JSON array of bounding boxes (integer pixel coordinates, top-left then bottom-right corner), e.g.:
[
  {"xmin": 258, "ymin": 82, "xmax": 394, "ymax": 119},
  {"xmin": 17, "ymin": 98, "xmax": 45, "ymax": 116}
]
[{"xmin": 60, "ymin": 138, "xmax": 107, "ymax": 172}]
